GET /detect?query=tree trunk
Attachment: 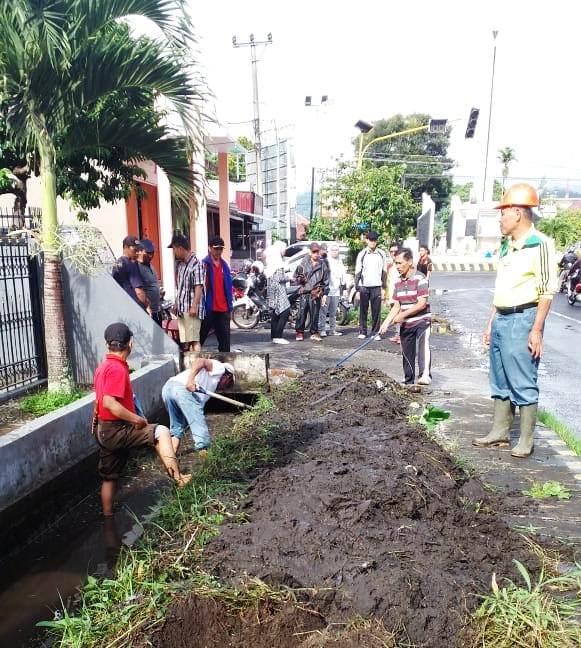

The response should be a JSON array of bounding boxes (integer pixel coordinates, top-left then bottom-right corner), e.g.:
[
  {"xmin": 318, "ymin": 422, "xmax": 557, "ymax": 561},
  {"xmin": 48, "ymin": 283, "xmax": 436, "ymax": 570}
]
[{"xmin": 39, "ymin": 139, "xmax": 71, "ymax": 391}]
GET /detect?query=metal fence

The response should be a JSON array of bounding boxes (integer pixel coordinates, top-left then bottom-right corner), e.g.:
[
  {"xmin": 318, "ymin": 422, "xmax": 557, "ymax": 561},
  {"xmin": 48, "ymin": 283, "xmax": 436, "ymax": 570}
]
[{"xmin": 0, "ymin": 209, "xmax": 46, "ymax": 401}]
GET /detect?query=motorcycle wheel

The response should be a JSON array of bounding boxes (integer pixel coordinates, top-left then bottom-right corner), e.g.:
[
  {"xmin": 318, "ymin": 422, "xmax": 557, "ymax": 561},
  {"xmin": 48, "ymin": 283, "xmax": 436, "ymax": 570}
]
[
  {"xmin": 568, "ymin": 294, "xmax": 576, "ymax": 306},
  {"xmin": 232, "ymin": 304, "xmax": 260, "ymax": 329},
  {"xmin": 286, "ymin": 305, "xmax": 310, "ymax": 330},
  {"xmin": 337, "ymin": 303, "xmax": 350, "ymax": 326}
]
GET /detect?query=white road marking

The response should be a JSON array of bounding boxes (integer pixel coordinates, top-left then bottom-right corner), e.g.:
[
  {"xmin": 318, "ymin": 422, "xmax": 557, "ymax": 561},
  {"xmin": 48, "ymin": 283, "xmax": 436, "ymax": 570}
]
[{"xmin": 549, "ymin": 310, "xmax": 581, "ymax": 325}]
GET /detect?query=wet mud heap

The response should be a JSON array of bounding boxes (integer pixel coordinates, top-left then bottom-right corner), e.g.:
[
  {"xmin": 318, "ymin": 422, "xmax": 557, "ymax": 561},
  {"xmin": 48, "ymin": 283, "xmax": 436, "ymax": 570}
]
[{"xmin": 156, "ymin": 368, "xmax": 541, "ymax": 648}]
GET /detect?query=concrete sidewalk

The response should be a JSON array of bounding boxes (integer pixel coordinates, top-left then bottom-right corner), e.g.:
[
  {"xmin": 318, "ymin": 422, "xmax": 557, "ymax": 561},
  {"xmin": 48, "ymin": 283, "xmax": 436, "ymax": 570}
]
[{"xmin": 221, "ymin": 321, "xmax": 581, "ymax": 545}]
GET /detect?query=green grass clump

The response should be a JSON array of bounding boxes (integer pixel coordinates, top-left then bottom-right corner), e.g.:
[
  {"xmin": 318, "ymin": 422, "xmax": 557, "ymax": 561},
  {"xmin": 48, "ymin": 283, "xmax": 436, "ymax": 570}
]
[
  {"xmin": 21, "ymin": 389, "xmax": 86, "ymax": 416},
  {"xmin": 523, "ymin": 481, "xmax": 572, "ymax": 501},
  {"xmin": 474, "ymin": 560, "xmax": 581, "ymax": 648},
  {"xmin": 537, "ymin": 410, "xmax": 581, "ymax": 456}
]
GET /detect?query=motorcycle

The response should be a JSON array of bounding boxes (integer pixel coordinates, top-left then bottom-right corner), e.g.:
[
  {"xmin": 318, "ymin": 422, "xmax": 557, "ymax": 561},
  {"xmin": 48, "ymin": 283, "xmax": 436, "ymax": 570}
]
[
  {"xmin": 559, "ymin": 261, "xmax": 573, "ymax": 293},
  {"xmin": 567, "ymin": 271, "xmax": 581, "ymax": 306},
  {"xmin": 231, "ymin": 269, "xmax": 307, "ymax": 330}
]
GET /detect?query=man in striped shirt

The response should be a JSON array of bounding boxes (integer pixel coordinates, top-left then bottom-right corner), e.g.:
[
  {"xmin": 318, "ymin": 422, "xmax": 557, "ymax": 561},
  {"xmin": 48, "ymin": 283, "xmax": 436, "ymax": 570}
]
[
  {"xmin": 168, "ymin": 234, "xmax": 205, "ymax": 352},
  {"xmin": 379, "ymin": 248, "xmax": 431, "ymax": 385}
]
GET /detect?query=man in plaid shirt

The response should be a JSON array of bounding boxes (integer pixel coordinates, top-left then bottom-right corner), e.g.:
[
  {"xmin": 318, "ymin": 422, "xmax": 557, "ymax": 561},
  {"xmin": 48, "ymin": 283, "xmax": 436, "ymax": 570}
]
[{"xmin": 168, "ymin": 234, "xmax": 205, "ymax": 352}]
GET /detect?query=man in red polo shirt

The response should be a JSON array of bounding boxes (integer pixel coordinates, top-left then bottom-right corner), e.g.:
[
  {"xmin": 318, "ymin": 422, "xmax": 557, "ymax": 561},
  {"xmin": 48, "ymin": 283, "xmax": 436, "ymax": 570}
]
[
  {"xmin": 200, "ymin": 236, "xmax": 233, "ymax": 352},
  {"xmin": 94, "ymin": 323, "xmax": 191, "ymax": 516}
]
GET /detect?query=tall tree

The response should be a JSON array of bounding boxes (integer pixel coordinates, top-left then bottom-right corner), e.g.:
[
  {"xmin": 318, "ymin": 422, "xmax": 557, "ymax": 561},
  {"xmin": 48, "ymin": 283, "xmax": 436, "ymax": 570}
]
[
  {"xmin": 0, "ymin": 1, "xmax": 204, "ymax": 389},
  {"xmin": 357, "ymin": 113, "xmax": 454, "ymax": 210},
  {"xmin": 497, "ymin": 147, "xmax": 517, "ymax": 188},
  {"xmin": 322, "ymin": 165, "xmax": 419, "ymax": 252}
]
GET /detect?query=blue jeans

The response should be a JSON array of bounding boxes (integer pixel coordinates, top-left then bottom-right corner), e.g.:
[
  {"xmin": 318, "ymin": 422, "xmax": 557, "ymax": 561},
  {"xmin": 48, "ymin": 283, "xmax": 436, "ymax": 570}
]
[
  {"xmin": 161, "ymin": 380, "xmax": 210, "ymax": 449},
  {"xmin": 489, "ymin": 308, "xmax": 540, "ymax": 406},
  {"xmin": 318, "ymin": 295, "xmax": 340, "ymax": 333}
]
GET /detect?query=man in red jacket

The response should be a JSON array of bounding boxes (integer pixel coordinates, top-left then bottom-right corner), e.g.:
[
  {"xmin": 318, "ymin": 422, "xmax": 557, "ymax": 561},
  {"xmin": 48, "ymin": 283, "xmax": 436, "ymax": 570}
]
[{"xmin": 94, "ymin": 323, "xmax": 191, "ymax": 516}]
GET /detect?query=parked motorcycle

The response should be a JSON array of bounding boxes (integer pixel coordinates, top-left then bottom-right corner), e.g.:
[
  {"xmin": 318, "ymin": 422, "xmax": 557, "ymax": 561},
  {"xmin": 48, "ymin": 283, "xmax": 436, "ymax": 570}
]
[{"xmin": 232, "ymin": 270, "xmax": 307, "ymax": 330}]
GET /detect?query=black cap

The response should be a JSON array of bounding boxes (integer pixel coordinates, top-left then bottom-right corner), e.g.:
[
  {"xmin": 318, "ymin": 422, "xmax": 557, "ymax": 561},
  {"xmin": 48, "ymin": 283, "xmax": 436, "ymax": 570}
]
[
  {"xmin": 367, "ymin": 230, "xmax": 379, "ymax": 241},
  {"xmin": 209, "ymin": 236, "xmax": 225, "ymax": 248},
  {"xmin": 168, "ymin": 233, "xmax": 190, "ymax": 249},
  {"xmin": 140, "ymin": 238, "xmax": 155, "ymax": 254},
  {"xmin": 104, "ymin": 322, "xmax": 133, "ymax": 345},
  {"xmin": 123, "ymin": 235, "xmax": 141, "ymax": 248}
]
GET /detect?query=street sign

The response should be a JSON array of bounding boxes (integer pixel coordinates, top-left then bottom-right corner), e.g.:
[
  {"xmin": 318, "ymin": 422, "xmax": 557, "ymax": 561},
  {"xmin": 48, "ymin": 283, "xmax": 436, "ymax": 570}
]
[{"xmin": 428, "ymin": 119, "xmax": 448, "ymax": 134}]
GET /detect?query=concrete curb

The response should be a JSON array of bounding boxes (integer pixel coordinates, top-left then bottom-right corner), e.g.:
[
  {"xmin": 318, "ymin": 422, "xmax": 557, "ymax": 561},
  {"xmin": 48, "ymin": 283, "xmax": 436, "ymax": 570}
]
[
  {"xmin": 0, "ymin": 358, "xmax": 176, "ymax": 514},
  {"xmin": 433, "ymin": 262, "xmax": 496, "ymax": 272}
]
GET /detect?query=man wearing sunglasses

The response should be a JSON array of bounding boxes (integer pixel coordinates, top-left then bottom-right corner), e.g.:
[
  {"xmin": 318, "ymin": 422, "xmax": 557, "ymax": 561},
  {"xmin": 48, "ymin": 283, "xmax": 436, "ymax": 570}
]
[{"xmin": 200, "ymin": 236, "xmax": 233, "ymax": 352}]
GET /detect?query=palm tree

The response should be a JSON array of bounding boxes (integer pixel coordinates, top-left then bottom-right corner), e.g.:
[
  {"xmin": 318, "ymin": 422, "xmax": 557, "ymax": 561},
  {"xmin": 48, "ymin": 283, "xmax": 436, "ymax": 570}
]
[
  {"xmin": 0, "ymin": 1, "xmax": 204, "ymax": 389},
  {"xmin": 497, "ymin": 147, "xmax": 517, "ymax": 189}
]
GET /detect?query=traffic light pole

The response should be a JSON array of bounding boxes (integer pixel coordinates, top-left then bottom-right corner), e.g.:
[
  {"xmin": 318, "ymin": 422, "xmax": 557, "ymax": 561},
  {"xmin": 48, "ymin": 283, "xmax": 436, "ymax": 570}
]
[{"xmin": 482, "ymin": 30, "xmax": 498, "ymax": 201}]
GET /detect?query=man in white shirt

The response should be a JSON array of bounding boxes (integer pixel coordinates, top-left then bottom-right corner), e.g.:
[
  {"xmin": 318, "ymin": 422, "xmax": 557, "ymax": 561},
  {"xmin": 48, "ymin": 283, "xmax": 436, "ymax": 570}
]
[
  {"xmin": 161, "ymin": 359, "xmax": 235, "ymax": 453},
  {"xmin": 355, "ymin": 230, "xmax": 388, "ymax": 339}
]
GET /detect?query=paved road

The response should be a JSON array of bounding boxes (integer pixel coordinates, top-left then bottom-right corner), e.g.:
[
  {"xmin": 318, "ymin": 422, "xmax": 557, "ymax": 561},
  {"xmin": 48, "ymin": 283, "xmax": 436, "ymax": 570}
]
[{"xmin": 432, "ymin": 273, "xmax": 581, "ymax": 440}]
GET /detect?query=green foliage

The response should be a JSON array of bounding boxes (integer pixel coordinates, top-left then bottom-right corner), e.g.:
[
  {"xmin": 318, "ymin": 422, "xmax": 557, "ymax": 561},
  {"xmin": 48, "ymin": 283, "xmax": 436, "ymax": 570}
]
[
  {"xmin": 206, "ymin": 137, "xmax": 252, "ymax": 182},
  {"xmin": 453, "ymin": 182, "xmax": 474, "ymax": 202},
  {"xmin": 523, "ymin": 481, "xmax": 572, "ymax": 500},
  {"xmin": 474, "ymin": 560, "xmax": 581, "ymax": 648},
  {"xmin": 422, "ymin": 405, "xmax": 451, "ymax": 431},
  {"xmin": 493, "ymin": 179, "xmax": 503, "ymax": 201},
  {"xmin": 537, "ymin": 209, "xmax": 581, "ymax": 249},
  {"xmin": 434, "ymin": 205, "xmax": 450, "ymax": 242},
  {"xmin": 323, "ymin": 165, "xmax": 419, "ymax": 251},
  {"xmin": 0, "ymin": 0, "xmax": 204, "ymax": 214},
  {"xmin": 306, "ymin": 214, "xmax": 340, "ymax": 241},
  {"xmin": 537, "ymin": 409, "xmax": 581, "ymax": 456},
  {"xmin": 358, "ymin": 113, "xmax": 455, "ymax": 210},
  {"xmin": 0, "ymin": 167, "xmax": 13, "ymax": 190},
  {"xmin": 497, "ymin": 147, "xmax": 517, "ymax": 180},
  {"xmin": 21, "ymin": 389, "xmax": 86, "ymax": 416}
]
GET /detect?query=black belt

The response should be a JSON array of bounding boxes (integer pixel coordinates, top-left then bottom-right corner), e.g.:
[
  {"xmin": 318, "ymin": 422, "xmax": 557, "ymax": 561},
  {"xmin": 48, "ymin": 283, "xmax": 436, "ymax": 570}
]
[{"xmin": 496, "ymin": 302, "xmax": 538, "ymax": 315}]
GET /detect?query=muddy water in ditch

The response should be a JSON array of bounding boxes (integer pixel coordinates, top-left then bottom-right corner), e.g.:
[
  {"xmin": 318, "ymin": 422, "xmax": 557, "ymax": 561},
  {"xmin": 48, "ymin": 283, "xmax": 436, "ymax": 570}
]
[{"xmin": 0, "ymin": 411, "xmax": 233, "ymax": 647}]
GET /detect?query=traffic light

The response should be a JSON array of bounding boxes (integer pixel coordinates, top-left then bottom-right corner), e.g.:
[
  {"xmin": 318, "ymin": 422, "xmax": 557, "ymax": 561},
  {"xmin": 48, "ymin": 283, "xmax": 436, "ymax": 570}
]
[
  {"xmin": 428, "ymin": 118, "xmax": 448, "ymax": 134},
  {"xmin": 465, "ymin": 108, "xmax": 480, "ymax": 139}
]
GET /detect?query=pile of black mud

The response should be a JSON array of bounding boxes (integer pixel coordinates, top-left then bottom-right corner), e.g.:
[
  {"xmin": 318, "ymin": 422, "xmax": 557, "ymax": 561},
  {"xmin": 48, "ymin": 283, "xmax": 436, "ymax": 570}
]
[{"xmin": 154, "ymin": 368, "xmax": 542, "ymax": 648}]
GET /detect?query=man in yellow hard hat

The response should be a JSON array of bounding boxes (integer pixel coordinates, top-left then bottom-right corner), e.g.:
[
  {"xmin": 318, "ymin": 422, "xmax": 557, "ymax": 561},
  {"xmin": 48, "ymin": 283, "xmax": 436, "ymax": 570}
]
[{"xmin": 473, "ymin": 183, "xmax": 557, "ymax": 458}]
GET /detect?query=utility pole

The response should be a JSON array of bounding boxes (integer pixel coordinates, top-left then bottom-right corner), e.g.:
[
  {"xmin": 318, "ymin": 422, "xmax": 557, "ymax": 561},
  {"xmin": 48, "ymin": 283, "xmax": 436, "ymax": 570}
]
[
  {"xmin": 310, "ymin": 167, "xmax": 315, "ymax": 219},
  {"xmin": 483, "ymin": 30, "xmax": 498, "ymax": 202},
  {"xmin": 233, "ymin": 33, "xmax": 273, "ymax": 198}
]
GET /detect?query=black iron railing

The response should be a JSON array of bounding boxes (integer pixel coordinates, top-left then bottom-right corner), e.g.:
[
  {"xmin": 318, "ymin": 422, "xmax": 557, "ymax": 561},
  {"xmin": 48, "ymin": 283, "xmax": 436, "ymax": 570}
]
[{"xmin": 0, "ymin": 211, "xmax": 46, "ymax": 400}]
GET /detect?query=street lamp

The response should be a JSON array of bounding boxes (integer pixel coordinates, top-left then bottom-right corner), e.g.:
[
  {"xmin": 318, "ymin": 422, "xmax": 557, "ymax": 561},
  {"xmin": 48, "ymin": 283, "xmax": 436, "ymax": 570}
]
[
  {"xmin": 483, "ymin": 30, "xmax": 499, "ymax": 201},
  {"xmin": 306, "ymin": 96, "xmax": 330, "ymax": 219},
  {"xmin": 355, "ymin": 120, "xmax": 374, "ymax": 169}
]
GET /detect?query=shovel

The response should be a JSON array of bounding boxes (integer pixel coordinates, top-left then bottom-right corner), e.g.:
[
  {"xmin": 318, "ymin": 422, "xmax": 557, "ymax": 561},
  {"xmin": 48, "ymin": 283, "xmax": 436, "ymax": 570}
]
[
  {"xmin": 195, "ymin": 385, "xmax": 253, "ymax": 409},
  {"xmin": 335, "ymin": 334, "xmax": 380, "ymax": 367}
]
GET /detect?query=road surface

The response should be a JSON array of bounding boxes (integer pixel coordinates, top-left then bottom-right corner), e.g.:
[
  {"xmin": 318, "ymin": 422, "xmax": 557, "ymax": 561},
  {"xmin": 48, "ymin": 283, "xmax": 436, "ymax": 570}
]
[{"xmin": 432, "ymin": 273, "xmax": 581, "ymax": 441}]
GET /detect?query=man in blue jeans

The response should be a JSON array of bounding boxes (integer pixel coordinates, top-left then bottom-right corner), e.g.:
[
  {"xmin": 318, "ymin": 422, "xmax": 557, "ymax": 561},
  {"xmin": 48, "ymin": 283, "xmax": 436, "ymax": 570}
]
[
  {"xmin": 162, "ymin": 358, "xmax": 235, "ymax": 453},
  {"xmin": 473, "ymin": 183, "xmax": 557, "ymax": 458}
]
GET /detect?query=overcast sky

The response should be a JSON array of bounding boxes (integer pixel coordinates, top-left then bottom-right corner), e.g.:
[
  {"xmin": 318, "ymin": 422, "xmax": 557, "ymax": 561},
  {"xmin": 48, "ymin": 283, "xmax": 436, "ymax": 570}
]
[{"xmin": 189, "ymin": 0, "xmax": 580, "ymax": 194}]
